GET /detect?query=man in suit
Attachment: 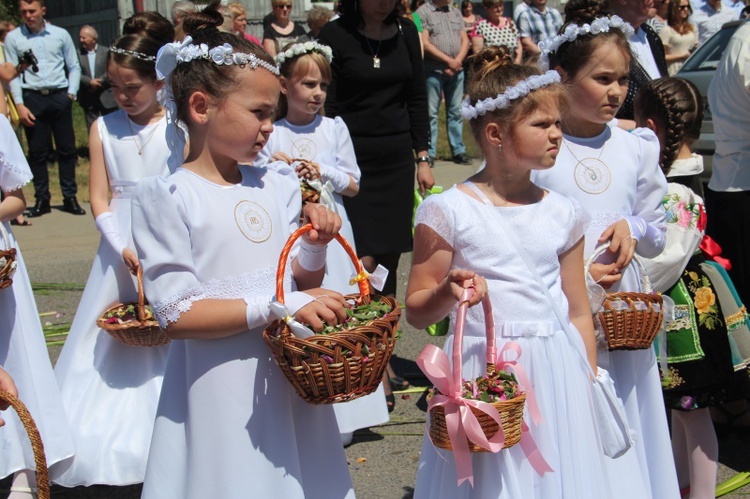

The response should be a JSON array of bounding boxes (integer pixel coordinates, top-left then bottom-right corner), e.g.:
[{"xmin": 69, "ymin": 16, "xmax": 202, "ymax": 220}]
[{"xmin": 78, "ymin": 25, "xmax": 116, "ymax": 133}]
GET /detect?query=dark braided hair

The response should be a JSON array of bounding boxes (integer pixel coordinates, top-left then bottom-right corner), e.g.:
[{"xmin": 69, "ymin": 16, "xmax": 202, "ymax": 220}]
[
  {"xmin": 634, "ymin": 77, "xmax": 703, "ymax": 175},
  {"xmin": 465, "ymin": 45, "xmax": 566, "ymax": 151}
]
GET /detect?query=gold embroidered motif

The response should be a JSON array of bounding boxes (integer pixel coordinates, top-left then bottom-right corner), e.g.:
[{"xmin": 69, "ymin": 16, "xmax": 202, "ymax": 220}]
[{"xmin": 234, "ymin": 201, "xmax": 272, "ymax": 243}]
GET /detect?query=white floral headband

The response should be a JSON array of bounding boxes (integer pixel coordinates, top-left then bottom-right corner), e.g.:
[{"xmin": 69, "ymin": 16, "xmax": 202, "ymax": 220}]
[
  {"xmin": 538, "ymin": 15, "xmax": 635, "ymax": 70},
  {"xmin": 460, "ymin": 70, "xmax": 561, "ymax": 120},
  {"xmin": 110, "ymin": 47, "xmax": 156, "ymax": 62},
  {"xmin": 276, "ymin": 41, "xmax": 333, "ymax": 66},
  {"xmin": 155, "ymin": 36, "xmax": 280, "ymax": 81}
]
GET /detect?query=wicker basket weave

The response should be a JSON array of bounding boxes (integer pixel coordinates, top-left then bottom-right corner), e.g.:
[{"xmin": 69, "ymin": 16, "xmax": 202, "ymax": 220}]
[
  {"xmin": 586, "ymin": 245, "xmax": 664, "ymax": 351},
  {"xmin": 263, "ymin": 224, "xmax": 399, "ymax": 405},
  {"xmin": 97, "ymin": 267, "xmax": 170, "ymax": 347},
  {"xmin": 0, "ymin": 222, "xmax": 17, "ymax": 289},
  {"xmin": 427, "ymin": 290, "xmax": 526, "ymax": 452},
  {"xmin": 0, "ymin": 390, "xmax": 50, "ymax": 499}
]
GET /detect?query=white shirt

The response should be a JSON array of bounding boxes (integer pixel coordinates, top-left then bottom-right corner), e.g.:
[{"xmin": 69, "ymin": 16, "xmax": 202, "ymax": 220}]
[
  {"xmin": 690, "ymin": 2, "xmax": 739, "ymax": 45},
  {"xmin": 86, "ymin": 44, "xmax": 97, "ymax": 76},
  {"xmin": 629, "ymin": 27, "xmax": 662, "ymax": 79},
  {"xmin": 707, "ymin": 22, "xmax": 750, "ymax": 191}
]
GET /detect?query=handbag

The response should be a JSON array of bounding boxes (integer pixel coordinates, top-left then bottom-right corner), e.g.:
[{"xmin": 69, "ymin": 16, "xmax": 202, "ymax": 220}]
[
  {"xmin": 464, "ymin": 182, "xmax": 634, "ymax": 458},
  {"xmin": 6, "ymin": 92, "xmax": 20, "ymax": 129}
]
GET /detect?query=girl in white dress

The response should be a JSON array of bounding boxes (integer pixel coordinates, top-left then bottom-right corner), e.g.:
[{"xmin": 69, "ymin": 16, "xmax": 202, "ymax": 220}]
[
  {"xmin": 0, "ymin": 113, "xmax": 75, "ymax": 497},
  {"xmin": 407, "ymin": 46, "xmax": 609, "ymax": 499},
  {"xmin": 52, "ymin": 26, "xmax": 185, "ymax": 487},
  {"xmin": 132, "ymin": 5, "xmax": 354, "ymax": 498},
  {"xmin": 534, "ymin": 2, "xmax": 679, "ymax": 498},
  {"xmin": 255, "ymin": 41, "xmax": 388, "ymax": 446}
]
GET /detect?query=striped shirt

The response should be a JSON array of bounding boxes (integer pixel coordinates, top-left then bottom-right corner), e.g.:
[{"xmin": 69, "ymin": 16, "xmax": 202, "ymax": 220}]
[
  {"xmin": 417, "ymin": 1, "xmax": 465, "ymax": 71},
  {"xmin": 517, "ymin": 6, "xmax": 563, "ymax": 45}
]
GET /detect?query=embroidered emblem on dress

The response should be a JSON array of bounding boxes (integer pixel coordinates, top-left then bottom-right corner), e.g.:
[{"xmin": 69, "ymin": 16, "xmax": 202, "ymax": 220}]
[
  {"xmin": 290, "ymin": 137, "xmax": 317, "ymax": 160},
  {"xmin": 234, "ymin": 200, "xmax": 272, "ymax": 243},
  {"xmin": 573, "ymin": 158, "xmax": 612, "ymax": 194}
]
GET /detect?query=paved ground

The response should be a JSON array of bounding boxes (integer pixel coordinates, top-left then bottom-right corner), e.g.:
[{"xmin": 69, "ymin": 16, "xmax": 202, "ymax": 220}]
[{"xmin": 4, "ymin": 159, "xmax": 750, "ymax": 498}]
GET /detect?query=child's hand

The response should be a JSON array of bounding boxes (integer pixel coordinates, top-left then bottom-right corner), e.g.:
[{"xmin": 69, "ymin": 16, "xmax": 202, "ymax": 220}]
[
  {"xmin": 444, "ymin": 269, "xmax": 487, "ymax": 307},
  {"xmin": 302, "ymin": 204, "xmax": 342, "ymax": 246},
  {"xmin": 122, "ymin": 248, "xmax": 140, "ymax": 275},
  {"xmin": 271, "ymin": 151, "xmax": 293, "ymax": 164},
  {"xmin": 0, "ymin": 367, "xmax": 17, "ymax": 427},
  {"xmin": 588, "ymin": 262, "xmax": 622, "ymax": 289},
  {"xmin": 598, "ymin": 219, "xmax": 637, "ymax": 273},
  {"xmin": 295, "ymin": 161, "xmax": 318, "ymax": 180},
  {"xmin": 294, "ymin": 288, "xmax": 348, "ymax": 332}
]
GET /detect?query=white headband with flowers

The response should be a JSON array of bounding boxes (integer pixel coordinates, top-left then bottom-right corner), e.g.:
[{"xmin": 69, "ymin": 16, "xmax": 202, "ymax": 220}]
[
  {"xmin": 275, "ymin": 41, "xmax": 333, "ymax": 66},
  {"xmin": 538, "ymin": 15, "xmax": 635, "ymax": 70},
  {"xmin": 110, "ymin": 47, "xmax": 156, "ymax": 62},
  {"xmin": 460, "ymin": 70, "xmax": 561, "ymax": 120}
]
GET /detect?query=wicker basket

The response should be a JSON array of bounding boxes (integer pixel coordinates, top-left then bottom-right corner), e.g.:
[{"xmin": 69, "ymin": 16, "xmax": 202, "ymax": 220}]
[
  {"xmin": 427, "ymin": 290, "xmax": 526, "ymax": 452},
  {"xmin": 0, "ymin": 222, "xmax": 17, "ymax": 289},
  {"xmin": 263, "ymin": 224, "xmax": 399, "ymax": 405},
  {"xmin": 586, "ymin": 245, "xmax": 664, "ymax": 351},
  {"xmin": 97, "ymin": 267, "xmax": 170, "ymax": 347},
  {"xmin": 0, "ymin": 390, "xmax": 50, "ymax": 499}
]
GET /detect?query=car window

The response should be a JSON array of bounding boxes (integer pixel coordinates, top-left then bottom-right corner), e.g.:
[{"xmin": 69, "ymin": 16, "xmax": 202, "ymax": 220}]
[{"xmin": 680, "ymin": 24, "xmax": 738, "ymax": 72}]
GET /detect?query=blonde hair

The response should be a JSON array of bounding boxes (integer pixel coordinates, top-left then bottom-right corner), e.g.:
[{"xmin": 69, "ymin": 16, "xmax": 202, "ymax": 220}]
[{"xmin": 277, "ymin": 50, "xmax": 332, "ymax": 119}]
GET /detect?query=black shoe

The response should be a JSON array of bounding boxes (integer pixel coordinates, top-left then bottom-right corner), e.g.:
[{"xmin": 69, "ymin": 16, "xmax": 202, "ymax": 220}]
[
  {"xmin": 25, "ymin": 199, "xmax": 51, "ymax": 218},
  {"xmin": 453, "ymin": 153, "xmax": 473, "ymax": 165},
  {"xmin": 62, "ymin": 196, "xmax": 86, "ymax": 215}
]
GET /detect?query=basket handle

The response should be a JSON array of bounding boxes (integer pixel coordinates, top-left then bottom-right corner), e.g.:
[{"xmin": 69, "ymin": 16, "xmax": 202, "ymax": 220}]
[
  {"xmin": 452, "ymin": 287, "xmax": 495, "ymax": 390},
  {"xmin": 584, "ymin": 244, "xmax": 654, "ymax": 294},
  {"xmin": 0, "ymin": 390, "xmax": 50, "ymax": 499},
  {"xmin": 135, "ymin": 266, "xmax": 150, "ymax": 326},
  {"xmin": 0, "ymin": 221, "xmax": 11, "ymax": 252},
  {"xmin": 275, "ymin": 223, "xmax": 370, "ymax": 304}
]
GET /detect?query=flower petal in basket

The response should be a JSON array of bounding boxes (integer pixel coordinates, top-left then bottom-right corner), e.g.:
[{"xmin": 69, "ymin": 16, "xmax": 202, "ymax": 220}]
[{"xmin": 263, "ymin": 224, "xmax": 399, "ymax": 405}]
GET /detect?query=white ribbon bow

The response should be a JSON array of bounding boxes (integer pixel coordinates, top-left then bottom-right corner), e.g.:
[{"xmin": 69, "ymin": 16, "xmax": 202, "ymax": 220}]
[
  {"xmin": 350, "ymin": 263, "xmax": 389, "ymax": 292},
  {"xmin": 268, "ymin": 301, "xmax": 315, "ymax": 339}
]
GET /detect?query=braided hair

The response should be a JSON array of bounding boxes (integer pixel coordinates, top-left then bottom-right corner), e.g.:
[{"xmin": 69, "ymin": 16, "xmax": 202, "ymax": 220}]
[{"xmin": 634, "ymin": 77, "xmax": 703, "ymax": 175}]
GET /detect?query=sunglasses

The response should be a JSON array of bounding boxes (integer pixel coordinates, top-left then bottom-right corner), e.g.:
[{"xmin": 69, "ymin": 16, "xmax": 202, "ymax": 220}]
[
  {"xmin": 275, "ymin": 4, "xmax": 292, "ymax": 9},
  {"xmin": 678, "ymin": 5, "xmax": 691, "ymax": 10}
]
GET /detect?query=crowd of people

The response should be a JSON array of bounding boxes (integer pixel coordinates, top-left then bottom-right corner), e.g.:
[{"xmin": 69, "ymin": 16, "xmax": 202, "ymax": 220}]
[{"xmin": 0, "ymin": 0, "xmax": 749, "ymax": 497}]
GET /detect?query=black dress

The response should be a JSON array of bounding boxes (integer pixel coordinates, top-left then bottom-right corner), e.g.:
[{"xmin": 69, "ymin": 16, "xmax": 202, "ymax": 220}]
[{"xmin": 318, "ymin": 18, "xmax": 429, "ymax": 256}]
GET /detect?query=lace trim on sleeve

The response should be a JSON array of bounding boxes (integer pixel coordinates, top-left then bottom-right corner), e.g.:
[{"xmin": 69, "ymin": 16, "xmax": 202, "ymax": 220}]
[
  {"xmin": 152, "ymin": 263, "xmax": 293, "ymax": 328},
  {"xmin": 0, "ymin": 154, "xmax": 33, "ymax": 192},
  {"xmin": 414, "ymin": 195, "xmax": 453, "ymax": 247}
]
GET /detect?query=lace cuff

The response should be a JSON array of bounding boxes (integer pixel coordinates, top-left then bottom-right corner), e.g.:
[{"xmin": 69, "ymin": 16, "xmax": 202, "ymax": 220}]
[
  {"xmin": 0, "ymin": 154, "xmax": 33, "ymax": 192},
  {"xmin": 152, "ymin": 263, "xmax": 292, "ymax": 329}
]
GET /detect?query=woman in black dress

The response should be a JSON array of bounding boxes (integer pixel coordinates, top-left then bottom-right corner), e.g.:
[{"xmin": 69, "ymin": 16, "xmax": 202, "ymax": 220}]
[{"xmin": 319, "ymin": 0, "xmax": 434, "ymax": 409}]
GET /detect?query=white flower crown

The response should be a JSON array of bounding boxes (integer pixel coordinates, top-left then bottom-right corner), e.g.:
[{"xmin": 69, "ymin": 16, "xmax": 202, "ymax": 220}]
[
  {"xmin": 275, "ymin": 41, "xmax": 333, "ymax": 66},
  {"xmin": 460, "ymin": 70, "xmax": 561, "ymax": 120},
  {"xmin": 156, "ymin": 36, "xmax": 280, "ymax": 81},
  {"xmin": 538, "ymin": 15, "xmax": 635, "ymax": 70},
  {"xmin": 110, "ymin": 47, "xmax": 156, "ymax": 62}
]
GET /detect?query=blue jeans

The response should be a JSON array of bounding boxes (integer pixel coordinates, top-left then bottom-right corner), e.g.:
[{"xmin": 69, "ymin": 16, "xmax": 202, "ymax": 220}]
[{"xmin": 426, "ymin": 69, "xmax": 466, "ymax": 158}]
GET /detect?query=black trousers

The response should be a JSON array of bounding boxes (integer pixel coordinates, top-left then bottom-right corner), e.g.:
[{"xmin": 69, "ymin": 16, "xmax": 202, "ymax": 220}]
[{"xmin": 22, "ymin": 90, "xmax": 78, "ymax": 201}]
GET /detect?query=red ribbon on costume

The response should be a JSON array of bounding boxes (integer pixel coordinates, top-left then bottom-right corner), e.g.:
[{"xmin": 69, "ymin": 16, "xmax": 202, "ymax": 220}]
[
  {"xmin": 416, "ymin": 288, "xmax": 552, "ymax": 487},
  {"xmin": 700, "ymin": 235, "xmax": 732, "ymax": 270}
]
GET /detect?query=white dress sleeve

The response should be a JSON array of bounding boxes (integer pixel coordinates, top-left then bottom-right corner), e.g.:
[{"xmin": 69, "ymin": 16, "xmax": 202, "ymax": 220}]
[
  {"xmin": 414, "ymin": 193, "xmax": 454, "ymax": 247},
  {"xmin": 0, "ymin": 116, "xmax": 33, "ymax": 192},
  {"xmin": 331, "ymin": 116, "xmax": 361, "ymax": 186},
  {"xmin": 643, "ymin": 183, "xmax": 704, "ymax": 292},
  {"xmin": 131, "ymin": 176, "xmax": 204, "ymax": 328},
  {"xmin": 630, "ymin": 127, "xmax": 668, "ymax": 258},
  {"xmin": 562, "ymin": 196, "xmax": 590, "ymax": 253}
]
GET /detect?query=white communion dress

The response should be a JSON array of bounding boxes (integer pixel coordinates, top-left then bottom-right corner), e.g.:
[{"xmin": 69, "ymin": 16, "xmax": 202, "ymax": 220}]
[
  {"xmin": 0, "ymin": 115, "xmax": 75, "ymax": 478},
  {"xmin": 256, "ymin": 114, "xmax": 388, "ymax": 437},
  {"xmin": 132, "ymin": 165, "xmax": 354, "ymax": 499},
  {"xmin": 534, "ymin": 126, "xmax": 680, "ymax": 499},
  {"xmin": 413, "ymin": 186, "xmax": 610, "ymax": 499},
  {"xmin": 51, "ymin": 111, "xmax": 180, "ymax": 486}
]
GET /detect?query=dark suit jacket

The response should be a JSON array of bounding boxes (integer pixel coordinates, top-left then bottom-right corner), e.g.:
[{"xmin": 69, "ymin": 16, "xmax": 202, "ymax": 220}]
[
  {"xmin": 617, "ymin": 23, "xmax": 669, "ymax": 120},
  {"xmin": 78, "ymin": 44, "xmax": 116, "ymax": 110}
]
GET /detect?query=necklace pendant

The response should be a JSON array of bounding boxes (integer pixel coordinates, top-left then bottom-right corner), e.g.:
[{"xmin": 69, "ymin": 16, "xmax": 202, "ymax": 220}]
[
  {"xmin": 373, "ymin": 56, "xmax": 381, "ymax": 69},
  {"xmin": 138, "ymin": 151, "xmax": 142, "ymax": 155}
]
